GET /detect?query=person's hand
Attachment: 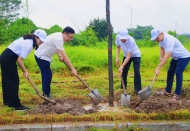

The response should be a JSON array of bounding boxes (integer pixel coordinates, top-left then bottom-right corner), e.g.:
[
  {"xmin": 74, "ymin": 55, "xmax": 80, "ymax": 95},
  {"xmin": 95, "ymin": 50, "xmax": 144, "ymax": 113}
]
[
  {"xmin": 115, "ymin": 58, "xmax": 120, "ymax": 68},
  {"xmin": 23, "ymin": 71, "xmax": 29, "ymax": 78},
  {"xmin": 59, "ymin": 55, "xmax": 64, "ymax": 62},
  {"xmin": 155, "ymin": 67, "xmax": 161, "ymax": 76},
  {"xmin": 118, "ymin": 66, "xmax": 123, "ymax": 76},
  {"xmin": 71, "ymin": 68, "xmax": 78, "ymax": 76}
]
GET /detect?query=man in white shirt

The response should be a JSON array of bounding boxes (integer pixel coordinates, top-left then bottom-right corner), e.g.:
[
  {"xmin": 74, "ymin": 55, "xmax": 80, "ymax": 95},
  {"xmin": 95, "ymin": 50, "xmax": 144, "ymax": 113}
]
[
  {"xmin": 116, "ymin": 29, "xmax": 142, "ymax": 94},
  {"xmin": 151, "ymin": 28, "xmax": 190, "ymax": 101},
  {"xmin": 35, "ymin": 26, "xmax": 77, "ymax": 97}
]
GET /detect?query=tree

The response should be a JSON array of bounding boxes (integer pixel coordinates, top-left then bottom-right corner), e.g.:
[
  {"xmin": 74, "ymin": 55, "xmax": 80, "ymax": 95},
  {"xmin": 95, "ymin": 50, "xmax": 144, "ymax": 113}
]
[
  {"xmin": 47, "ymin": 25, "xmax": 62, "ymax": 35},
  {"xmin": 0, "ymin": 0, "xmax": 22, "ymax": 44},
  {"xmin": 71, "ymin": 28, "xmax": 98, "ymax": 46},
  {"xmin": 88, "ymin": 18, "xmax": 109, "ymax": 41},
  {"xmin": 83, "ymin": 27, "xmax": 99, "ymax": 46},
  {"xmin": 6, "ymin": 17, "xmax": 36, "ymax": 42},
  {"xmin": 0, "ymin": 0, "xmax": 22, "ymax": 21},
  {"xmin": 184, "ymin": 34, "xmax": 190, "ymax": 39},
  {"xmin": 0, "ymin": 19, "xmax": 9, "ymax": 44},
  {"xmin": 128, "ymin": 25, "xmax": 153, "ymax": 40},
  {"xmin": 168, "ymin": 30, "xmax": 177, "ymax": 37}
]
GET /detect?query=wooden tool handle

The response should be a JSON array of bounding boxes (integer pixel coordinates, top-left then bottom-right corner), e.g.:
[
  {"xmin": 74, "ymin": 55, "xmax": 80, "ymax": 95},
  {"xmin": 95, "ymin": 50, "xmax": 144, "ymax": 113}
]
[
  {"xmin": 27, "ymin": 76, "xmax": 55, "ymax": 103},
  {"xmin": 150, "ymin": 74, "xmax": 157, "ymax": 88},
  {"xmin": 76, "ymin": 75, "xmax": 92, "ymax": 91},
  {"xmin": 121, "ymin": 77, "xmax": 127, "ymax": 95},
  {"xmin": 27, "ymin": 76, "xmax": 41, "ymax": 95}
]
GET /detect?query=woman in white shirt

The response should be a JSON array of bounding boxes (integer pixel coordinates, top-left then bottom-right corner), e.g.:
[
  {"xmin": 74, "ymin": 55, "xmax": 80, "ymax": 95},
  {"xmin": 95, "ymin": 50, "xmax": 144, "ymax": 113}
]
[{"xmin": 0, "ymin": 29, "xmax": 47, "ymax": 110}]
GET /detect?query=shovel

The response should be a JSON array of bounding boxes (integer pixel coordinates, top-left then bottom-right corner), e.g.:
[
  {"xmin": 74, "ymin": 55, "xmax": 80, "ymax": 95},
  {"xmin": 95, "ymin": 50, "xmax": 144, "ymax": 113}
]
[
  {"xmin": 76, "ymin": 75, "xmax": 103, "ymax": 105},
  {"xmin": 27, "ymin": 76, "xmax": 56, "ymax": 104},
  {"xmin": 138, "ymin": 74, "xmax": 157, "ymax": 101},
  {"xmin": 120, "ymin": 76, "xmax": 131, "ymax": 106}
]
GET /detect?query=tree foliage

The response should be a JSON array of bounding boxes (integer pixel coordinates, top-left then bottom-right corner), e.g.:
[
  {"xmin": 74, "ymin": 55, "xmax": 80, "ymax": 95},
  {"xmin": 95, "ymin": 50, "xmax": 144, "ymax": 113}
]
[
  {"xmin": 0, "ymin": 17, "xmax": 190, "ymax": 47},
  {"xmin": 0, "ymin": 0, "xmax": 21, "ymax": 21},
  {"xmin": 8, "ymin": 17, "xmax": 37, "ymax": 41},
  {"xmin": 128, "ymin": 25, "xmax": 153, "ymax": 40},
  {"xmin": 47, "ymin": 24, "xmax": 62, "ymax": 35},
  {"xmin": 0, "ymin": 0, "xmax": 22, "ymax": 44},
  {"xmin": 88, "ymin": 18, "xmax": 108, "ymax": 41},
  {"xmin": 71, "ymin": 27, "xmax": 98, "ymax": 46},
  {"xmin": 0, "ymin": 17, "xmax": 37, "ymax": 44}
]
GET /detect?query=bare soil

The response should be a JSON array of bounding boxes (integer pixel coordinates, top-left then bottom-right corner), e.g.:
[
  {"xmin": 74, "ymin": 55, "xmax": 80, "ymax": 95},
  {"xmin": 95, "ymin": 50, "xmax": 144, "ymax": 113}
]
[
  {"xmin": 128, "ymin": 88, "xmax": 190, "ymax": 113},
  {"xmin": 28, "ymin": 99, "xmax": 96, "ymax": 116},
  {"xmin": 27, "ymin": 88, "xmax": 190, "ymax": 115}
]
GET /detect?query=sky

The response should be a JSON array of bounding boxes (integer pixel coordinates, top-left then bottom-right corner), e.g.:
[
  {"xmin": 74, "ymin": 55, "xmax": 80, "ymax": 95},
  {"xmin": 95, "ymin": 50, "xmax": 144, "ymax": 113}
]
[{"xmin": 19, "ymin": 0, "xmax": 190, "ymax": 34}]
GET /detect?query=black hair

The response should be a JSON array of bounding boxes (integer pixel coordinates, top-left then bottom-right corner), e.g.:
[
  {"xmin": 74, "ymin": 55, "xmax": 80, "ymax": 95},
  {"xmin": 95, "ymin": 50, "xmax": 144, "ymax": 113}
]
[
  {"xmin": 23, "ymin": 34, "xmax": 38, "ymax": 50},
  {"xmin": 62, "ymin": 26, "xmax": 75, "ymax": 34}
]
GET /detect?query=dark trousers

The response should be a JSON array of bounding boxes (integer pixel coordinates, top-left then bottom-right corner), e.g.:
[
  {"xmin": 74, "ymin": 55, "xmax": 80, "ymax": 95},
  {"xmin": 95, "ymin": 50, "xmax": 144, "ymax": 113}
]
[
  {"xmin": 0, "ymin": 48, "xmax": 21, "ymax": 107},
  {"xmin": 166, "ymin": 57, "xmax": 190, "ymax": 95},
  {"xmin": 121, "ymin": 57, "xmax": 142, "ymax": 93},
  {"xmin": 35, "ymin": 55, "xmax": 52, "ymax": 97}
]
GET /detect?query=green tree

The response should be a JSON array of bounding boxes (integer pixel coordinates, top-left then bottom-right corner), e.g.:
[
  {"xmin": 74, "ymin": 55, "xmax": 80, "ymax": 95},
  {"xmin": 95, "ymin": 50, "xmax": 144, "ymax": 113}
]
[
  {"xmin": 7, "ymin": 17, "xmax": 36, "ymax": 42},
  {"xmin": 168, "ymin": 30, "xmax": 177, "ymax": 37},
  {"xmin": 0, "ymin": 19, "xmax": 9, "ymax": 44},
  {"xmin": 0, "ymin": 0, "xmax": 21, "ymax": 21},
  {"xmin": 84, "ymin": 27, "xmax": 99, "ymax": 46},
  {"xmin": 128, "ymin": 25, "xmax": 153, "ymax": 40},
  {"xmin": 184, "ymin": 34, "xmax": 190, "ymax": 39},
  {"xmin": 88, "ymin": 18, "xmax": 109, "ymax": 41},
  {"xmin": 71, "ymin": 28, "xmax": 98, "ymax": 46},
  {"xmin": 0, "ymin": 0, "xmax": 22, "ymax": 44},
  {"xmin": 47, "ymin": 25, "xmax": 62, "ymax": 35}
]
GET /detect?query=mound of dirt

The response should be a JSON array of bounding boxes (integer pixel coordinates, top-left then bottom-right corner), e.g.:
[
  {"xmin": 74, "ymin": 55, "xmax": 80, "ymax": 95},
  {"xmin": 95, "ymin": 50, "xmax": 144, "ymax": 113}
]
[
  {"xmin": 128, "ymin": 92, "xmax": 190, "ymax": 113},
  {"xmin": 28, "ymin": 99, "xmax": 97, "ymax": 116},
  {"xmin": 27, "ymin": 89, "xmax": 190, "ymax": 115}
]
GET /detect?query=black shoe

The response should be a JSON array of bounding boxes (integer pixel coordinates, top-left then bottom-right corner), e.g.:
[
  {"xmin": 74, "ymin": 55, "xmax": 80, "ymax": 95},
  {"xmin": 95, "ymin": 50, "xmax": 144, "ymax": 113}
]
[{"xmin": 13, "ymin": 105, "xmax": 29, "ymax": 111}]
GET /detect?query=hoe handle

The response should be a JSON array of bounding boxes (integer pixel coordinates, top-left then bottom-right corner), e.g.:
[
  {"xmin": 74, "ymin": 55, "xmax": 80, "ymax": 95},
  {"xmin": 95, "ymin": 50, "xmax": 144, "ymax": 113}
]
[
  {"xmin": 150, "ymin": 74, "xmax": 157, "ymax": 88},
  {"xmin": 117, "ymin": 64, "xmax": 127, "ymax": 94},
  {"xmin": 121, "ymin": 76, "xmax": 127, "ymax": 94},
  {"xmin": 27, "ymin": 76, "xmax": 55, "ymax": 103},
  {"xmin": 27, "ymin": 76, "xmax": 41, "ymax": 95},
  {"xmin": 76, "ymin": 75, "xmax": 92, "ymax": 91}
]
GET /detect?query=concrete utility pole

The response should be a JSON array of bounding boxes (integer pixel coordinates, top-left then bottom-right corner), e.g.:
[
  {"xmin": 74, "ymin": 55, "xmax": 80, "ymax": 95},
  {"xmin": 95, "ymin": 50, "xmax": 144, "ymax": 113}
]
[{"xmin": 106, "ymin": 0, "xmax": 114, "ymax": 106}]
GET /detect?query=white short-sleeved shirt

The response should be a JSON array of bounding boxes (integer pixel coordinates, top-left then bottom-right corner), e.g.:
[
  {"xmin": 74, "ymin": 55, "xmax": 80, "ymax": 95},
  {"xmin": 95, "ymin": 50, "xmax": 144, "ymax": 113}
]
[
  {"xmin": 8, "ymin": 37, "xmax": 33, "ymax": 59},
  {"xmin": 115, "ymin": 35, "xmax": 141, "ymax": 57},
  {"xmin": 35, "ymin": 32, "xmax": 64, "ymax": 62},
  {"xmin": 159, "ymin": 33, "xmax": 190, "ymax": 60}
]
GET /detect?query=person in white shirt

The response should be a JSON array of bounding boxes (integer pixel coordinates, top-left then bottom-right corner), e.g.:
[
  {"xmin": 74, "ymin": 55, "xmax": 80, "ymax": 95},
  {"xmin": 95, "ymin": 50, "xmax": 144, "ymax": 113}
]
[
  {"xmin": 116, "ymin": 29, "xmax": 142, "ymax": 94},
  {"xmin": 151, "ymin": 28, "xmax": 190, "ymax": 101},
  {"xmin": 0, "ymin": 29, "xmax": 47, "ymax": 110},
  {"xmin": 34, "ymin": 26, "xmax": 78, "ymax": 98}
]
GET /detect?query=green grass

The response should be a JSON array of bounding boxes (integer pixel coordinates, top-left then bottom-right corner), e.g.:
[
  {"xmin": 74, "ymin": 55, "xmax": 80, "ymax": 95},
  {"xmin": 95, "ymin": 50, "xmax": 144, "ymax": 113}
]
[{"xmin": 0, "ymin": 44, "xmax": 190, "ymax": 124}]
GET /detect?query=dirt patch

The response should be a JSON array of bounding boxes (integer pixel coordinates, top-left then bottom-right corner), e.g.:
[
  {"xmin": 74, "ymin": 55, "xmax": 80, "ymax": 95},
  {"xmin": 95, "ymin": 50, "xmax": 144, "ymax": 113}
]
[
  {"xmin": 27, "ymin": 88, "xmax": 190, "ymax": 115},
  {"xmin": 128, "ymin": 89, "xmax": 190, "ymax": 113},
  {"xmin": 28, "ymin": 98, "xmax": 97, "ymax": 116}
]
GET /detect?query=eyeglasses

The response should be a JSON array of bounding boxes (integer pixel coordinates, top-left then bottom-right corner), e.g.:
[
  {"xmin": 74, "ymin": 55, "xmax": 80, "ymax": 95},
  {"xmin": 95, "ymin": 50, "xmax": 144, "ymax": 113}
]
[{"xmin": 66, "ymin": 34, "xmax": 73, "ymax": 40}]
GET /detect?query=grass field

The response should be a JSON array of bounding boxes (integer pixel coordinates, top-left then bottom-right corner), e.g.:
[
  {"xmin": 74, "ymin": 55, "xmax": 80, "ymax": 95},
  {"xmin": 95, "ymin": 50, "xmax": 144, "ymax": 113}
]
[{"xmin": 0, "ymin": 44, "xmax": 190, "ymax": 125}]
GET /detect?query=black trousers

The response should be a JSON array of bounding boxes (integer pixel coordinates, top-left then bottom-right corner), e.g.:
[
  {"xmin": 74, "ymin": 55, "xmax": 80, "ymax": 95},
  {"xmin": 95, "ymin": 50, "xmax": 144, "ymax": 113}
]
[
  {"xmin": 121, "ymin": 57, "xmax": 142, "ymax": 93},
  {"xmin": 0, "ymin": 48, "xmax": 21, "ymax": 107}
]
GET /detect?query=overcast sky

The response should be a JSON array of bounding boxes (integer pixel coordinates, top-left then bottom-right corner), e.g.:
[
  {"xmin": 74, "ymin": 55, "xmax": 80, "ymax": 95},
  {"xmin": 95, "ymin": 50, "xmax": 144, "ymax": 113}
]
[{"xmin": 19, "ymin": 0, "xmax": 190, "ymax": 34}]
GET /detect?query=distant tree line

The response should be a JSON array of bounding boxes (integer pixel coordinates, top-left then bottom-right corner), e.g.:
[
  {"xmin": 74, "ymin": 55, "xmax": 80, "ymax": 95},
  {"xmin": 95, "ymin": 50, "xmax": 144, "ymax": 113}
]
[{"xmin": 0, "ymin": 0, "xmax": 190, "ymax": 47}]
